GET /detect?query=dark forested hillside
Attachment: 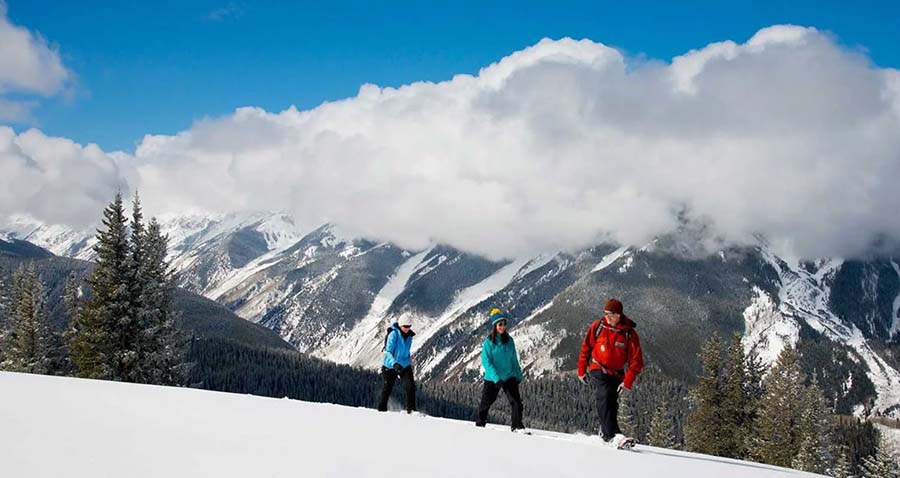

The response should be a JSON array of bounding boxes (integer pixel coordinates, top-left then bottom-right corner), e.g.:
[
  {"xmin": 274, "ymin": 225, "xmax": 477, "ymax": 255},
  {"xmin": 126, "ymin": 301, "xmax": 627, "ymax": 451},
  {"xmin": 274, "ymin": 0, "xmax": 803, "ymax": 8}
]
[{"xmin": 0, "ymin": 245, "xmax": 292, "ymax": 351}]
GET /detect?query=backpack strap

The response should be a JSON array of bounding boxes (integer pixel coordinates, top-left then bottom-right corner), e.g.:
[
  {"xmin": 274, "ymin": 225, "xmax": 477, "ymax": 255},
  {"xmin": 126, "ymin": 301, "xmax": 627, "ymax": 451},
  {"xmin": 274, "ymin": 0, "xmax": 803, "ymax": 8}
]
[
  {"xmin": 382, "ymin": 327, "xmax": 394, "ymax": 352},
  {"xmin": 592, "ymin": 321, "xmax": 632, "ymax": 365}
]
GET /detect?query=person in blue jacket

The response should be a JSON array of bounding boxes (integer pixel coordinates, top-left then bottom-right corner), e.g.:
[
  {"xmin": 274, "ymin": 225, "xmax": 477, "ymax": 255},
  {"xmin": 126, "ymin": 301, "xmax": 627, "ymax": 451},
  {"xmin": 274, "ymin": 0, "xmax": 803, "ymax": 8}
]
[
  {"xmin": 377, "ymin": 316, "xmax": 417, "ymax": 413},
  {"xmin": 474, "ymin": 308, "xmax": 525, "ymax": 431}
]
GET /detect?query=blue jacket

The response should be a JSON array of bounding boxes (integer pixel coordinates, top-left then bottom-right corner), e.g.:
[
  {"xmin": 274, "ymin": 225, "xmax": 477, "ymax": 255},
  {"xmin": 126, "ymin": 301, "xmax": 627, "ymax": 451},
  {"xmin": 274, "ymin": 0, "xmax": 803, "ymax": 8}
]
[
  {"xmin": 383, "ymin": 323, "xmax": 414, "ymax": 369},
  {"xmin": 481, "ymin": 335, "xmax": 524, "ymax": 383}
]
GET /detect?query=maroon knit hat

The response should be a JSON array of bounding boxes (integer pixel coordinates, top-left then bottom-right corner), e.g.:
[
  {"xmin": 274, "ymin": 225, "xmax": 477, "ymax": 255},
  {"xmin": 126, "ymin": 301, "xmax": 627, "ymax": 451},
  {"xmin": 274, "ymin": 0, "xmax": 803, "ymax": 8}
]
[{"xmin": 603, "ymin": 299, "xmax": 623, "ymax": 315}]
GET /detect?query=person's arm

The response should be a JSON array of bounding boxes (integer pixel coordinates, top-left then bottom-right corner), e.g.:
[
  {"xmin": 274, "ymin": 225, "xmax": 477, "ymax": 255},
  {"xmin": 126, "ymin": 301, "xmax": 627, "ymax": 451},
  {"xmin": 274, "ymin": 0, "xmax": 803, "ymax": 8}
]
[
  {"xmin": 384, "ymin": 331, "xmax": 398, "ymax": 369},
  {"xmin": 510, "ymin": 337, "xmax": 524, "ymax": 382},
  {"xmin": 577, "ymin": 322, "xmax": 596, "ymax": 377},
  {"xmin": 623, "ymin": 332, "xmax": 644, "ymax": 389}
]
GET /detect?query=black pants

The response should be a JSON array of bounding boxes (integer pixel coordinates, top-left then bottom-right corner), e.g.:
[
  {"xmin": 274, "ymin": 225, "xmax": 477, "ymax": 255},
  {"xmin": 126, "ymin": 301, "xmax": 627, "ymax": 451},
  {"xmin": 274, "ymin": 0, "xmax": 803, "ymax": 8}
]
[
  {"xmin": 377, "ymin": 366, "xmax": 416, "ymax": 412},
  {"xmin": 590, "ymin": 370, "xmax": 622, "ymax": 440},
  {"xmin": 474, "ymin": 379, "xmax": 524, "ymax": 430}
]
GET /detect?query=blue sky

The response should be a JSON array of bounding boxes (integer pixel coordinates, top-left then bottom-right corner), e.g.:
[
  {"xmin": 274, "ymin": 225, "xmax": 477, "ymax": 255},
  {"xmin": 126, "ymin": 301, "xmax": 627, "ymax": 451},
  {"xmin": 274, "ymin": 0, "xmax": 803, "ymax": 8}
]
[{"xmin": 4, "ymin": 0, "xmax": 900, "ymax": 152}]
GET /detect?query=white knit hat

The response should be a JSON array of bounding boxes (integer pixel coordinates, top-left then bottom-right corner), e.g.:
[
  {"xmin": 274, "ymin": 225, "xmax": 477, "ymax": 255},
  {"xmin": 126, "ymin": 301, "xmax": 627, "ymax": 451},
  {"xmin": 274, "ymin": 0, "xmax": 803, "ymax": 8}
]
[{"xmin": 398, "ymin": 315, "xmax": 413, "ymax": 327}]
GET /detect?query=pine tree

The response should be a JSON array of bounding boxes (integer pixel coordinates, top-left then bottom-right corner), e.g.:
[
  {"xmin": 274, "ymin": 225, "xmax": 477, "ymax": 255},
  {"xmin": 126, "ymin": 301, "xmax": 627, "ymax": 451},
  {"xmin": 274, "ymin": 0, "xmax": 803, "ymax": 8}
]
[
  {"xmin": 2, "ymin": 263, "xmax": 52, "ymax": 374},
  {"xmin": 752, "ymin": 346, "xmax": 812, "ymax": 468},
  {"xmin": 794, "ymin": 377, "xmax": 834, "ymax": 473},
  {"xmin": 619, "ymin": 392, "xmax": 636, "ymax": 438},
  {"xmin": 58, "ymin": 273, "xmax": 83, "ymax": 374},
  {"xmin": 744, "ymin": 346, "xmax": 766, "ymax": 448},
  {"xmin": 721, "ymin": 334, "xmax": 751, "ymax": 458},
  {"xmin": 64, "ymin": 273, "xmax": 82, "ymax": 324},
  {"xmin": 860, "ymin": 442, "xmax": 899, "ymax": 478},
  {"xmin": 71, "ymin": 192, "xmax": 136, "ymax": 380},
  {"xmin": 831, "ymin": 446, "xmax": 852, "ymax": 478},
  {"xmin": 648, "ymin": 399, "xmax": 676, "ymax": 448},
  {"xmin": 794, "ymin": 434, "xmax": 824, "ymax": 474},
  {"xmin": 70, "ymin": 192, "xmax": 185, "ymax": 384},
  {"xmin": 135, "ymin": 217, "xmax": 185, "ymax": 385},
  {"xmin": 685, "ymin": 333, "xmax": 727, "ymax": 456}
]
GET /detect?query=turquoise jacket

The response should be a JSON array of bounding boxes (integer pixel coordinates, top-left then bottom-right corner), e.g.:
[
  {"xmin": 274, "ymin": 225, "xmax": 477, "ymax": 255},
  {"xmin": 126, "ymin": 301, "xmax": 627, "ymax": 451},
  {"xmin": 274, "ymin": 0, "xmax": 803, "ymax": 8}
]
[
  {"xmin": 481, "ymin": 335, "xmax": 524, "ymax": 383},
  {"xmin": 383, "ymin": 323, "xmax": 414, "ymax": 369}
]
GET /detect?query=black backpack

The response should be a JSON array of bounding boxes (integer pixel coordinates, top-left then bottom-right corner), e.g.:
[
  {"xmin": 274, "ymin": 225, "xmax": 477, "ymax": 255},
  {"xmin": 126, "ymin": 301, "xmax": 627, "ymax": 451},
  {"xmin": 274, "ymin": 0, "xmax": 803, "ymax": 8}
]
[{"xmin": 381, "ymin": 326, "xmax": 395, "ymax": 352}]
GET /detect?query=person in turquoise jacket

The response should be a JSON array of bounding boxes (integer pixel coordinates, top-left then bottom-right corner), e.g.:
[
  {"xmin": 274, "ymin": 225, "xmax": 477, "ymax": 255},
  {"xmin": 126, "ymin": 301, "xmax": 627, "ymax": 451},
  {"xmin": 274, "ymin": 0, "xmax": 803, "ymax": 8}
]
[
  {"xmin": 474, "ymin": 308, "xmax": 526, "ymax": 431},
  {"xmin": 377, "ymin": 317, "xmax": 417, "ymax": 413}
]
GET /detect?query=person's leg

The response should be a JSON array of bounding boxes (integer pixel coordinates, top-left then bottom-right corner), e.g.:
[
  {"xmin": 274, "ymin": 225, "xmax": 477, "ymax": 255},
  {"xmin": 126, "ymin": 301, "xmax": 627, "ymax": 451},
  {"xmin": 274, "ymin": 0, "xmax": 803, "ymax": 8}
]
[
  {"xmin": 474, "ymin": 381, "xmax": 501, "ymax": 427},
  {"xmin": 502, "ymin": 380, "xmax": 525, "ymax": 430},
  {"xmin": 610, "ymin": 376, "xmax": 622, "ymax": 436},
  {"xmin": 377, "ymin": 367, "xmax": 398, "ymax": 412},
  {"xmin": 590, "ymin": 371, "xmax": 618, "ymax": 440},
  {"xmin": 401, "ymin": 366, "xmax": 417, "ymax": 412}
]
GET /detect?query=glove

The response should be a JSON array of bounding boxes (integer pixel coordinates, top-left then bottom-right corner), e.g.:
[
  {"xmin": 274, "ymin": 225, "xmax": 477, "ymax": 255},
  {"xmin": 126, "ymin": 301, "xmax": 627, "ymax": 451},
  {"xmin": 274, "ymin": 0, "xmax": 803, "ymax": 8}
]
[
  {"xmin": 617, "ymin": 382, "xmax": 628, "ymax": 394},
  {"xmin": 393, "ymin": 363, "xmax": 403, "ymax": 373},
  {"xmin": 578, "ymin": 375, "xmax": 588, "ymax": 385}
]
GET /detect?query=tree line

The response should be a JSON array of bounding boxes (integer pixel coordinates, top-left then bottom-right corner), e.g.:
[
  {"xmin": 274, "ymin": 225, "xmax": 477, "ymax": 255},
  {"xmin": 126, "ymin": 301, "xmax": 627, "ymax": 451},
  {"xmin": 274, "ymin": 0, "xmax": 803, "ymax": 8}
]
[{"xmin": 683, "ymin": 333, "xmax": 897, "ymax": 477}]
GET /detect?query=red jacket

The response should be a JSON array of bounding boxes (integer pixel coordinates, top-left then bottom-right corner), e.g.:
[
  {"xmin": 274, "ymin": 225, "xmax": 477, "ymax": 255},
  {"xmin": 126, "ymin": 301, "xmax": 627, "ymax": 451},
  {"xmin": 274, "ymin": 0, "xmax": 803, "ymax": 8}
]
[{"xmin": 577, "ymin": 315, "xmax": 644, "ymax": 389}]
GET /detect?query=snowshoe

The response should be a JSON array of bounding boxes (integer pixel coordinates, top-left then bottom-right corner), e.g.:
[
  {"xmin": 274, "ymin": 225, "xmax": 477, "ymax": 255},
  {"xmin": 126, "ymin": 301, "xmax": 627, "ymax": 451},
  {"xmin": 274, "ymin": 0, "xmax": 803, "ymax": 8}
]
[{"xmin": 610, "ymin": 434, "xmax": 636, "ymax": 450}]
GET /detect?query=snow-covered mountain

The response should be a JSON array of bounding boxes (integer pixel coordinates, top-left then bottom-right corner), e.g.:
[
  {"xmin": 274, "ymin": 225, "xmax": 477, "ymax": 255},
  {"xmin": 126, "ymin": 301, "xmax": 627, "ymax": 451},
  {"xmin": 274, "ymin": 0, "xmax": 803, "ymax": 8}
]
[
  {"xmin": 0, "ymin": 371, "xmax": 823, "ymax": 478},
  {"xmin": 4, "ymin": 212, "xmax": 899, "ymax": 417}
]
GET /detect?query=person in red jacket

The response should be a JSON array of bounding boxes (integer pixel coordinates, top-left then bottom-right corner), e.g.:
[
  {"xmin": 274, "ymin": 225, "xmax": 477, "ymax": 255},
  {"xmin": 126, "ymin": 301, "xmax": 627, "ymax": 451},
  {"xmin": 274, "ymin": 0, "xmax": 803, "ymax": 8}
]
[{"xmin": 577, "ymin": 298, "xmax": 644, "ymax": 447}]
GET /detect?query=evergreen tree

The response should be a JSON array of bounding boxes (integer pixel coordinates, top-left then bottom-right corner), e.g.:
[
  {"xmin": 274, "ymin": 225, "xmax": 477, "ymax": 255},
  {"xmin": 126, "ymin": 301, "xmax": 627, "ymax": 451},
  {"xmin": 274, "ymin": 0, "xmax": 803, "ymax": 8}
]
[
  {"xmin": 831, "ymin": 446, "xmax": 853, "ymax": 478},
  {"xmin": 135, "ymin": 217, "xmax": 185, "ymax": 385},
  {"xmin": 2, "ymin": 263, "xmax": 52, "ymax": 374},
  {"xmin": 721, "ymin": 334, "xmax": 751, "ymax": 458},
  {"xmin": 619, "ymin": 392, "xmax": 636, "ymax": 438},
  {"xmin": 685, "ymin": 333, "xmax": 727, "ymax": 456},
  {"xmin": 648, "ymin": 399, "xmax": 676, "ymax": 448},
  {"xmin": 70, "ymin": 192, "xmax": 184, "ymax": 384},
  {"xmin": 744, "ymin": 346, "xmax": 766, "ymax": 444},
  {"xmin": 64, "ymin": 273, "xmax": 82, "ymax": 324},
  {"xmin": 794, "ymin": 434, "xmax": 825, "ymax": 474},
  {"xmin": 795, "ymin": 377, "xmax": 834, "ymax": 473},
  {"xmin": 752, "ymin": 346, "xmax": 816, "ymax": 468},
  {"xmin": 71, "ymin": 192, "xmax": 135, "ymax": 380},
  {"xmin": 58, "ymin": 272, "xmax": 83, "ymax": 374},
  {"xmin": 859, "ymin": 442, "xmax": 899, "ymax": 478}
]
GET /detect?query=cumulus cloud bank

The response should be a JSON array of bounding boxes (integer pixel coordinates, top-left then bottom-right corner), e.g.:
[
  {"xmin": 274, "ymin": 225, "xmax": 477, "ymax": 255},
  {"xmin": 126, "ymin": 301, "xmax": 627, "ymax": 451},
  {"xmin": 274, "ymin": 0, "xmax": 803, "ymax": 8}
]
[
  {"xmin": 3, "ymin": 25, "xmax": 900, "ymax": 259},
  {"xmin": 0, "ymin": 2, "xmax": 71, "ymax": 121}
]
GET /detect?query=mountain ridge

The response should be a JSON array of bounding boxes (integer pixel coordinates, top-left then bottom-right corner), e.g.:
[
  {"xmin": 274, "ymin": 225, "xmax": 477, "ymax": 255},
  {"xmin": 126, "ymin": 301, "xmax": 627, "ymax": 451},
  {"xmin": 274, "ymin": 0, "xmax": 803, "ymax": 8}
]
[{"xmin": 3, "ymin": 211, "xmax": 898, "ymax": 417}]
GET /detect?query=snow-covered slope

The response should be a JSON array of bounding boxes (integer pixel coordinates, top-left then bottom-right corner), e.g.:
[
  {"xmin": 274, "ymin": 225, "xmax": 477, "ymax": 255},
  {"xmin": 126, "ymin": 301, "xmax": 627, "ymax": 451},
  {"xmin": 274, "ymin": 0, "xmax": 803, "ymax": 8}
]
[
  {"xmin": 757, "ymin": 252, "xmax": 900, "ymax": 415},
  {"xmin": 0, "ymin": 214, "xmax": 97, "ymax": 260},
  {"xmin": 0, "ymin": 212, "xmax": 305, "ymax": 292},
  {"xmin": 0, "ymin": 372, "xmax": 822, "ymax": 478}
]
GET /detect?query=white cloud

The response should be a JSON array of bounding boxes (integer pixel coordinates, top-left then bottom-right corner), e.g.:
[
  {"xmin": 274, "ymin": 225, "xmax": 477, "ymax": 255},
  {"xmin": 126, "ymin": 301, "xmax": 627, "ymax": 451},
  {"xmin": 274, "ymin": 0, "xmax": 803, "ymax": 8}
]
[
  {"xmin": 0, "ymin": 2, "xmax": 71, "ymax": 120},
  {"xmin": 0, "ymin": 127, "xmax": 129, "ymax": 226},
  {"xmin": 3, "ymin": 27, "xmax": 900, "ymax": 260}
]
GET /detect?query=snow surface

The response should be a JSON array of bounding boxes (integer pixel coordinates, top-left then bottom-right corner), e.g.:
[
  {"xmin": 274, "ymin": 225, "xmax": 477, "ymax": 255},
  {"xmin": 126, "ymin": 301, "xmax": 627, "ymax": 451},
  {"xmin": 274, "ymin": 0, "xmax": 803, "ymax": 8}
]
[
  {"xmin": 592, "ymin": 246, "xmax": 629, "ymax": 273},
  {"xmin": 0, "ymin": 372, "xmax": 823, "ymax": 478},
  {"xmin": 742, "ymin": 286, "xmax": 800, "ymax": 367}
]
